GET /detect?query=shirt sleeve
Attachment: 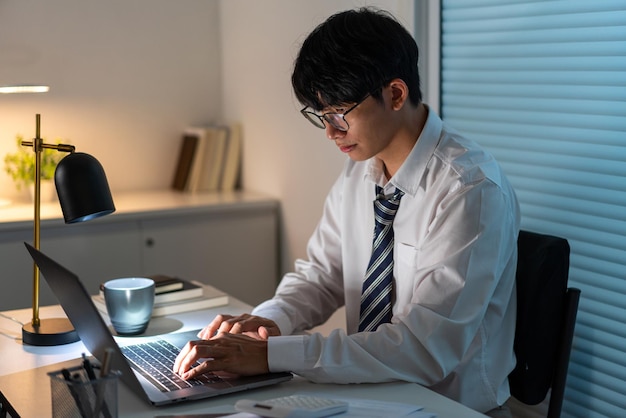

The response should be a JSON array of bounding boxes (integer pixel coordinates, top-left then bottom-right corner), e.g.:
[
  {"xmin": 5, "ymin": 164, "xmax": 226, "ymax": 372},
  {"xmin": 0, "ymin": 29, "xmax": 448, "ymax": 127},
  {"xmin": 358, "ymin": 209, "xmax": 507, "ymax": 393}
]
[{"xmin": 252, "ymin": 174, "xmax": 347, "ymax": 336}]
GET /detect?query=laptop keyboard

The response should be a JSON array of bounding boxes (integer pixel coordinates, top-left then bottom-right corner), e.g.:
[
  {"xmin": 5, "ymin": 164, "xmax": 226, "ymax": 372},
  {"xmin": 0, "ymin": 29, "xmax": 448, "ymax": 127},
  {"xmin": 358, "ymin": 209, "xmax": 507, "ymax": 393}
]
[{"xmin": 121, "ymin": 339, "xmax": 224, "ymax": 392}]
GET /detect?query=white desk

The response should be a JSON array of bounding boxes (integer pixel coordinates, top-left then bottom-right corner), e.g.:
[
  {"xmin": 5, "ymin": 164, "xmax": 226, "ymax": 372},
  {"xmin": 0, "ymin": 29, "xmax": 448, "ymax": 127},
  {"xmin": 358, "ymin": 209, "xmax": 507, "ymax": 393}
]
[{"xmin": 0, "ymin": 302, "xmax": 486, "ymax": 417}]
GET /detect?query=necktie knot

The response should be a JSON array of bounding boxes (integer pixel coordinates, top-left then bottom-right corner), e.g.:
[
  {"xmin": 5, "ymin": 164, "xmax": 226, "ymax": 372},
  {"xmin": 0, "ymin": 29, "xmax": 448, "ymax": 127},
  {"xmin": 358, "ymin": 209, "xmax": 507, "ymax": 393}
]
[
  {"xmin": 375, "ymin": 186, "xmax": 404, "ymax": 203},
  {"xmin": 373, "ymin": 187, "xmax": 404, "ymax": 226}
]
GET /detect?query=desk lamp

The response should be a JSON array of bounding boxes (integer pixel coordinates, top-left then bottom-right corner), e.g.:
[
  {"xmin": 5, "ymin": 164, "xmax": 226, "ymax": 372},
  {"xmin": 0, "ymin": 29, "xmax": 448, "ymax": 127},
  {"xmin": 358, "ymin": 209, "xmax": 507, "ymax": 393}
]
[{"xmin": 19, "ymin": 114, "xmax": 116, "ymax": 346}]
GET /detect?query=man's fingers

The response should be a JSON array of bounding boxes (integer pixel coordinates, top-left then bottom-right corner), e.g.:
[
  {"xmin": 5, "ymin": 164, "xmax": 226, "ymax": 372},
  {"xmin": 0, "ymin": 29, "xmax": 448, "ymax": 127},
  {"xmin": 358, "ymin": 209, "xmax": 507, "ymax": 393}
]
[
  {"xmin": 180, "ymin": 357, "xmax": 223, "ymax": 380},
  {"xmin": 230, "ymin": 322, "xmax": 243, "ymax": 334},
  {"xmin": 218, "ymin": 319, "xmax": 236, "ymax": 334},
  {"xmin": 199, "ymin": 314, "xmax": 234, "ymax": 339},
  {"xmin": 197, "ymin": 314, "xmax": 280, "ymax": 340},
  {"xmin": 174, "ymin": 341, "xmax": 190, "ymax": 371},
  {"xmin": 174, "ymin": 341, "xmax": 195, "ymax": 374},
  {"xmin": 175, "ymin": 339, "xmax": 244, "ymax": 379},
  {"xmin": 175, "ymin": 341, "xmax": 207, "ymax": 374}
]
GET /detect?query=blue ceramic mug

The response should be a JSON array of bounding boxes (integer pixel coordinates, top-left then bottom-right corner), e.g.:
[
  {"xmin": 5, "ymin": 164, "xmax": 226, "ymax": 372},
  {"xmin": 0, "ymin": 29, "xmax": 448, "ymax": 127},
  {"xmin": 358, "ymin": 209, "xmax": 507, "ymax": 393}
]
[{"xmin": 103, "ymin": 277, "xmax": 155, "ymax": 335}]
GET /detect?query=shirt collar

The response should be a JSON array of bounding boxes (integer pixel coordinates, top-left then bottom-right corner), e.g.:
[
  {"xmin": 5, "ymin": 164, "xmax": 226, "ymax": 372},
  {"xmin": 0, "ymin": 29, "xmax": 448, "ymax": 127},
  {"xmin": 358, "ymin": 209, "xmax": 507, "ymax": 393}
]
[{"xmin": 365, "ymin": 105, "xmax": 443, "ymax": 197}]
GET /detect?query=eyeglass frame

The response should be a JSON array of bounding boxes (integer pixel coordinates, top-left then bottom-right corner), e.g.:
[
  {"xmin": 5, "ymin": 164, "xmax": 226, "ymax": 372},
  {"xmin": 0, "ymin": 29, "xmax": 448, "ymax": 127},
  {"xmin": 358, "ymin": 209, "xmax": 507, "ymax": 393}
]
[{"xmin": 300, "ymin": 92, "xmax": 372, "ymax": 132}]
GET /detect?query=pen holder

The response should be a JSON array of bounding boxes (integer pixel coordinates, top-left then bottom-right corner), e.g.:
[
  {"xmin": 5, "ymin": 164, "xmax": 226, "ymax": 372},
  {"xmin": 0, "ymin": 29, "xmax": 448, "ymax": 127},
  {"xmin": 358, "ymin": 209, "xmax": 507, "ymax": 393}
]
[{"xmin": 48, "ymin": 365, "xmax": 120, "ymax": 418}]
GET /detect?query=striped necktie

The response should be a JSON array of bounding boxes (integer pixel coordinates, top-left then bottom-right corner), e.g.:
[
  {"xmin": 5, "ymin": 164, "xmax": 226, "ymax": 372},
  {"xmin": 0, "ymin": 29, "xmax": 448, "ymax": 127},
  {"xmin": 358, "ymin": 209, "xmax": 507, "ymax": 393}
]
[{"xmin": 358, "ymin": 185, "xmax": 405, "ymax": 332}]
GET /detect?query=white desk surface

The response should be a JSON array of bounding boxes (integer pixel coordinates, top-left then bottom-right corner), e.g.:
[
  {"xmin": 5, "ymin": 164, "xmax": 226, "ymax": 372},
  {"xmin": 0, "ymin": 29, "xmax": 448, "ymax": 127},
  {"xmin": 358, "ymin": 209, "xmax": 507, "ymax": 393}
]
[{"xmin": 0, "ymin": 301, "xmax": 486, "ymax": 418}]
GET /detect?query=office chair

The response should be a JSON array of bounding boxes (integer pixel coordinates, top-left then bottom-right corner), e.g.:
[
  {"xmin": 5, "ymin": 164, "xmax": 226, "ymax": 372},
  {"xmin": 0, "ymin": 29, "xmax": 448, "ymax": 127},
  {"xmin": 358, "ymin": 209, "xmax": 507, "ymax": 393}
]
[{"xmin": 509, "ymin": 230, "xmax": 581, "ymax": 418}]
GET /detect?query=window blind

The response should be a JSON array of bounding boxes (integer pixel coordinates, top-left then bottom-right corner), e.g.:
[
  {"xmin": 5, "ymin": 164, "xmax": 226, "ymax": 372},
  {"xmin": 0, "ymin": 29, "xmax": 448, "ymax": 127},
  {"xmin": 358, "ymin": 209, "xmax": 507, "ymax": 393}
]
[{"xmin": 440, "ymin": 1, "xmax": 626, "ymax": 417}]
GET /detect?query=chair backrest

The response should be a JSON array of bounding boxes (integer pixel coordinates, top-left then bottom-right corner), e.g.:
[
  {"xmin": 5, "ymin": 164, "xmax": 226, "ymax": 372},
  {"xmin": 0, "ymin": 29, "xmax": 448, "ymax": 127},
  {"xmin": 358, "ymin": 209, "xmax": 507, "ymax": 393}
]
[{"xmin": 509, "ymin": 230, "xmax": 581, "ymax": 418}]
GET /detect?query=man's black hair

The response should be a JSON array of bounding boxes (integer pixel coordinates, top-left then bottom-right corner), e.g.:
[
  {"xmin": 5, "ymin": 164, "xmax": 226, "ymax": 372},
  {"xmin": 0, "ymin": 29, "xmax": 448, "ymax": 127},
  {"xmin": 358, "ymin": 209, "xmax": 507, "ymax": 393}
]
[{"xmin": 292, "ymin": 7, "xmax": 422, "ymax": 111}]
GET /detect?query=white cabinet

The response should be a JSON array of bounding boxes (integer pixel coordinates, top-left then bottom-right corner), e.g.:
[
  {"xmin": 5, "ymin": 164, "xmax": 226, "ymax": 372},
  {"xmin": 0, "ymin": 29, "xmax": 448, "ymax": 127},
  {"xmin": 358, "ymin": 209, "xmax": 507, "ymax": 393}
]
[
  {"xmin": 0, "ymin": 191, "xmax": 279, "ymax": 310},
  {"xmin": 138, "ymin": 199, "xmax": 279, "ymax": 305}
]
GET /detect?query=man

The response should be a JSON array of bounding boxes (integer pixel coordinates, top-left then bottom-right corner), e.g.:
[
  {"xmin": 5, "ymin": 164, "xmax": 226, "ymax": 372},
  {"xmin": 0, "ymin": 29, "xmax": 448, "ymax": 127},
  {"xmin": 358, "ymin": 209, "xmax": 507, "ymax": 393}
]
[{"xmin": 174, "ymin": 7, "xmax": 520, "ymax": 416}]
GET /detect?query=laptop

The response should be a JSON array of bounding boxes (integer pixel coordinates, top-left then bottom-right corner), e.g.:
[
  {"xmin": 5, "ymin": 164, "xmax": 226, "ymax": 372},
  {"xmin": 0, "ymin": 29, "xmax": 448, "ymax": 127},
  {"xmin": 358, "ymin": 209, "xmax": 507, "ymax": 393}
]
[{"xmin": 24, "ymin": 243, "xmax": 293, "ymax": 406}]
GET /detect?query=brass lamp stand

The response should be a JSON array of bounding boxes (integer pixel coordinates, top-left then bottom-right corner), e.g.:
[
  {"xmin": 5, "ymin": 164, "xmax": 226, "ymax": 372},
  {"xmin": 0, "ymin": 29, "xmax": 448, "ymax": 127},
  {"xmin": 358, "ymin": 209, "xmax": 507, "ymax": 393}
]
[{"xmin": 21, "ymin": 114, "xmax": 115, "ymax": 346}]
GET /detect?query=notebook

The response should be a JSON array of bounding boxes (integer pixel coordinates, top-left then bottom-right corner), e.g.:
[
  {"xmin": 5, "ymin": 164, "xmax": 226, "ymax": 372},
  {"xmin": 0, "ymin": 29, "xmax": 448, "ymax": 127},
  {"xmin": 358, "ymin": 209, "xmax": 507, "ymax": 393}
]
[{"xmin": 24, "ymin": 243, "xmax": 293, "ymax": 406}]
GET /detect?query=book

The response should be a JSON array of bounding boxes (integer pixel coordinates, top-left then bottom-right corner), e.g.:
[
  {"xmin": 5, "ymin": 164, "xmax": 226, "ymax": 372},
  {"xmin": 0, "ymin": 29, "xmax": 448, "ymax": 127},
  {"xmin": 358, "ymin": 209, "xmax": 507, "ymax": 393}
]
[
  {"xmin": 150, "ymin": 274, "xmax": 185, "ymax": 294},
  {"xmin": 153, "ymin": 278, "xmax": 204, "ymax": 303},
  {"xmin": 196, "ymin": 126, "xmax": 228, "ymax": 192},
  {"xmin": 219, "ymin": 123, "xmax": 242, "ymax": 191},
  {"xmin": 184, "ymin": 127, "xmax": 211, "ymax": 192},
  {"xmin": 99, "ymin": 276, "xmax": 203, "ymax": 304},
  {"xmin": 152, "ymin": 285, "xmax": 228, "ymax": 316},
  {"xmin": 171, "ymin": 134, "xmax": 199, "ymax": 191},
  {"xmin": 93, "ymin": 282, "xmax": 229, "ymax": 318}
]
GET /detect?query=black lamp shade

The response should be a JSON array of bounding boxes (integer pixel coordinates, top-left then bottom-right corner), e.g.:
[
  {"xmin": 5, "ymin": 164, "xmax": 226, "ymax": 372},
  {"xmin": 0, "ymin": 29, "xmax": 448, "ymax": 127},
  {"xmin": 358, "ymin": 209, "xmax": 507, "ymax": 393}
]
[{"xmin": 54, "ymin": 152, "xmax": 115, "ymax": 223}]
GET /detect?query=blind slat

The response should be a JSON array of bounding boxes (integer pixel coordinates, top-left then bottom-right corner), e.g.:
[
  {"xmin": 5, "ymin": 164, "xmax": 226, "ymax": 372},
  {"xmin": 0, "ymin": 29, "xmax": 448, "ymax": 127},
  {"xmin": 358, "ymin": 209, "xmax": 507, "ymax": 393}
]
[
  {"xmin": 443, "ymin": 96, "xmax": 626, "ymax": 116},
  {"xmin": 443, "ymin": 0, "xmax": 626, "ymax": 18},
  {"xmin": 444, "ymin": 120, "xmax": 625, "ymax": 145},
  {"xmin": 443, "ymin": 41, "xmax": 626, "ymax": 57},
  {"xmin": 441, "ymin": 70, "xmax": 626, "ymax": 86},
  {"xmin": 443, "ymin": 83, "xmax": 625, "ymax": 101},
  {"xmin": 441, "ymin": 108, "xmax": 626, "ymax": 130},
  {"xmin": 442, "ymin": 56, "xmax": 626, "ymax": 70}
]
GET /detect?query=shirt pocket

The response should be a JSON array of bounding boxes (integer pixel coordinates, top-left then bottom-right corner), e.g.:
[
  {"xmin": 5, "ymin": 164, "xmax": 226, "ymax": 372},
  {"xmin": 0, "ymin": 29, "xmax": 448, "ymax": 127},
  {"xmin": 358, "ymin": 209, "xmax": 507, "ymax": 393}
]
[
  {"xmin": 397, "ymin": 242, "xmax": 418, "ymax": 269},
  {"xmin": 395, "ymin": 243, "xmax": 418, "ymax": 304}
]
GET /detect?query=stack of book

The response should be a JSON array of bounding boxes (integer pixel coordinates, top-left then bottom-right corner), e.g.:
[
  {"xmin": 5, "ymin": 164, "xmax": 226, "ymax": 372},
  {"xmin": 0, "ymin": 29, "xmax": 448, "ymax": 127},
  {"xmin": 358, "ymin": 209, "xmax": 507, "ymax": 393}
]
[
  {"xmin": 93, "ymin": 275, "xmax": 229, "ymax": 317},
  {"xmin": 171, "ymin": 123, "xmax": 242, "ymax": 193}
]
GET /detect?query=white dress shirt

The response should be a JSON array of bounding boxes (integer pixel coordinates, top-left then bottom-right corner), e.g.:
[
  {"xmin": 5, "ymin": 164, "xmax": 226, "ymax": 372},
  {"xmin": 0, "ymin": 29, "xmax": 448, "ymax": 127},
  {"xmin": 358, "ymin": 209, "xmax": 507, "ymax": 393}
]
[{"xmin": 252, "ymin": 107, "xmax": 521, "ymax": 413}]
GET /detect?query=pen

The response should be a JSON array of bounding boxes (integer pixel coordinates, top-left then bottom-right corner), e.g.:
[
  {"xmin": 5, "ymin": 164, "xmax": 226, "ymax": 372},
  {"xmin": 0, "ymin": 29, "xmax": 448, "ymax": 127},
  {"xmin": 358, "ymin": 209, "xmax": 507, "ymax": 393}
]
[
  {"xmin": 82, "ymin": 353, "xmax": 97, "ymax": 380},
  {"xmin": 100, "ymin": 348, "xmax": 114, "ymax": 378},
  {"xmin": 73, "ymin": 372, "xmax": 93, "ymax": 418},
  {"xmin": 93, "ymin": 348, "xmax": 115, "ymax": 418},
  {"xmin": 84, "ymin": 353, "xmax": 112, "ymax": 418}
]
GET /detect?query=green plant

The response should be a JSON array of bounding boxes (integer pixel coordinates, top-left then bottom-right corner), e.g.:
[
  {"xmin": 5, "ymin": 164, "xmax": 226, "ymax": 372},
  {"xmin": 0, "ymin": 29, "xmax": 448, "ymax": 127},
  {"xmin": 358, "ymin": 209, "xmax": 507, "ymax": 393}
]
[{"xmin": 4, "ymin": 134, "xmax": 66, "ymax": 190}]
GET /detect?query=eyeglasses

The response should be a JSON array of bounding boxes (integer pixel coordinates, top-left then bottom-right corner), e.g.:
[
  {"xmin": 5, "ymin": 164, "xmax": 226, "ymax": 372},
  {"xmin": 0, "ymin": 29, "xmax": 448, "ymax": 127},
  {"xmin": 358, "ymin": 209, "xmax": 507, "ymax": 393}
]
[{"xmin": 300, "ymin": 93, "xmax": 371, "ymax": 132}]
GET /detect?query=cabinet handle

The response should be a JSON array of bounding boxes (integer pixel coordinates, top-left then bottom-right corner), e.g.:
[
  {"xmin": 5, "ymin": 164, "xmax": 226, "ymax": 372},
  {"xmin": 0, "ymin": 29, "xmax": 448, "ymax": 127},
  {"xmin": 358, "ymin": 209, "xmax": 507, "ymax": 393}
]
[{"xmin": 145, "ymin": 238, "xmax": 155, "ymax": 247}]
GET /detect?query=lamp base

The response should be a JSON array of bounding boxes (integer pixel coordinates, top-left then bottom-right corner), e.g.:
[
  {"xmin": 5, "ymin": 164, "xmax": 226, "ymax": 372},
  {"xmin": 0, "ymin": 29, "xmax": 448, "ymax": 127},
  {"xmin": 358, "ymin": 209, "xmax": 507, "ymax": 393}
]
[{"xmin": 22, "ymin": 318, "xmax": 80, "ymax": 346}]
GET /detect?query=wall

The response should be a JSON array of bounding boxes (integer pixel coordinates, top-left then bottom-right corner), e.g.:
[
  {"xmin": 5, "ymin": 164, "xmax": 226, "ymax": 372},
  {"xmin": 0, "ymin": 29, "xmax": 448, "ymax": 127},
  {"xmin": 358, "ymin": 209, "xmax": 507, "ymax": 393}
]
[
  {"xmin": 0, "ymin": 0, "xmax": 416, "ymax": 279},
  {"xmin": 0, "ymin": 0, "xmax": 222, "ymax": 199},
  {"xmin": 219, "ymin": 0, "xmax": 416, "ymax": 272}
]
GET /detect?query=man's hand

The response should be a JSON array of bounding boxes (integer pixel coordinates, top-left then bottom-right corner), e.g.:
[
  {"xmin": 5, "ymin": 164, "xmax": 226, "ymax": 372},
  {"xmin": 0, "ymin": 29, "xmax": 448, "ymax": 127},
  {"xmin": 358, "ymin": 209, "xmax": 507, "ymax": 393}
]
[
  {"xmin": 197, "ymin": 313, "xmax": 281, "ymax": 340},
  {"xmin": 173, "ymin": 333, "xmax": 270, "ymax": 379}
]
